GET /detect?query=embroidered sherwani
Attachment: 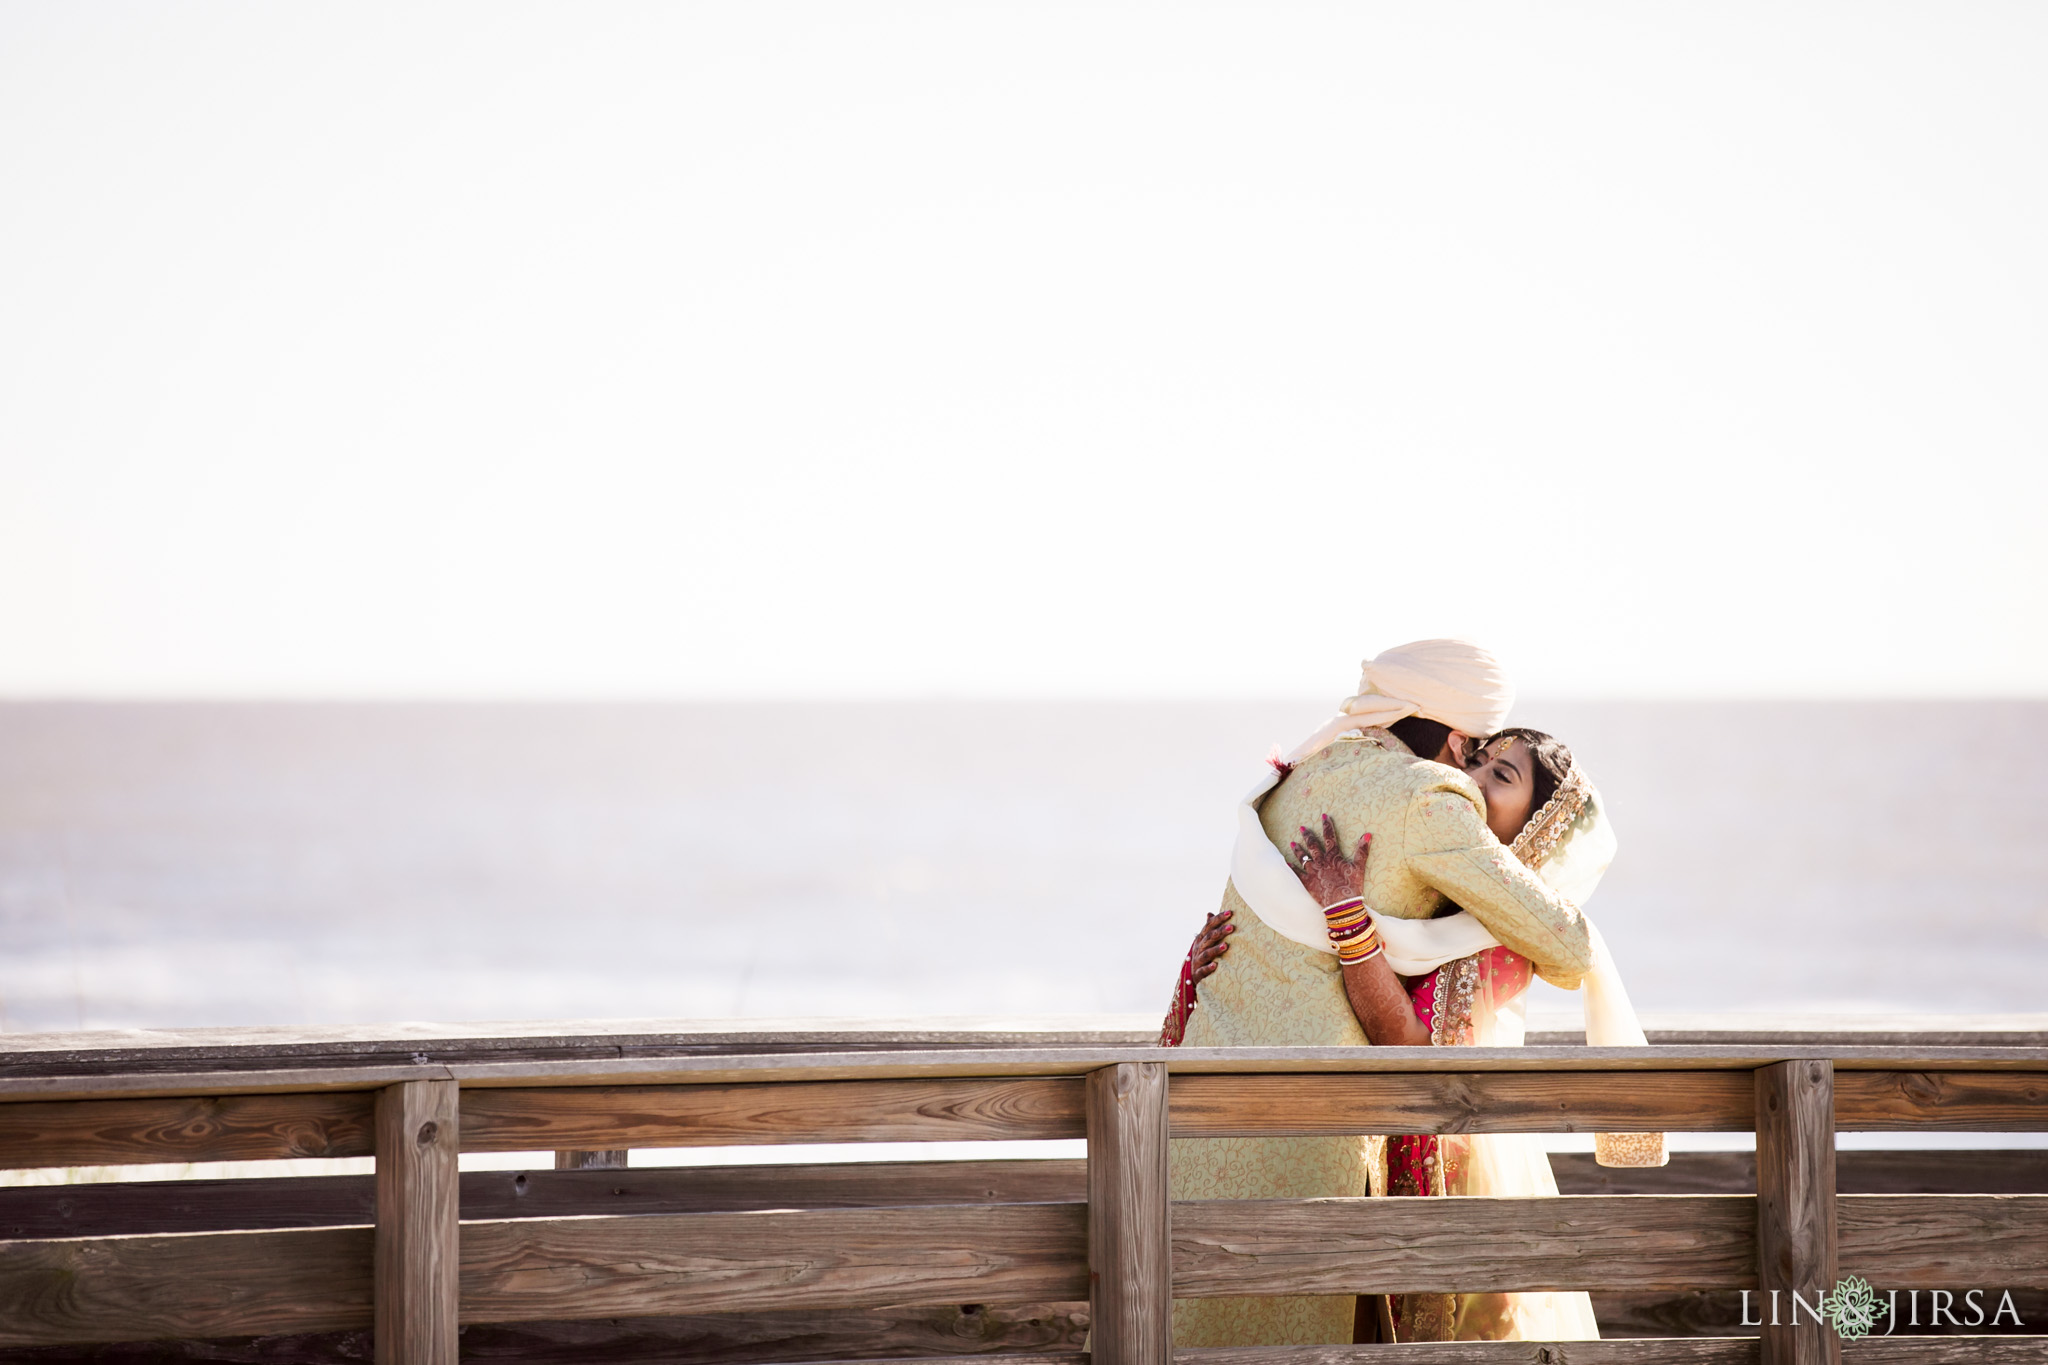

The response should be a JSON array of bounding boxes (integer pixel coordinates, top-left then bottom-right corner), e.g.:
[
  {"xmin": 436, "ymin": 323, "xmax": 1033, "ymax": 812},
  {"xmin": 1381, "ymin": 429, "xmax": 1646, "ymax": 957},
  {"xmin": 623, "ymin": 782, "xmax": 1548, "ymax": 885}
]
[{"xmin": 1171, "ymin": 731, "xmax": 1593, "ymax": 1347}]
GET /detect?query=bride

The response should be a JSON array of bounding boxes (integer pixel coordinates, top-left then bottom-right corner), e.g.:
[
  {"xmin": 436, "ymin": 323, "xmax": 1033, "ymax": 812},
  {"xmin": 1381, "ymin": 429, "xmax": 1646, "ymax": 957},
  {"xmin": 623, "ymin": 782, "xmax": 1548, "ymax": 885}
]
[{"xmin": 1163, "ymin": 722, "xmax": 1659, "ymax": 1345}]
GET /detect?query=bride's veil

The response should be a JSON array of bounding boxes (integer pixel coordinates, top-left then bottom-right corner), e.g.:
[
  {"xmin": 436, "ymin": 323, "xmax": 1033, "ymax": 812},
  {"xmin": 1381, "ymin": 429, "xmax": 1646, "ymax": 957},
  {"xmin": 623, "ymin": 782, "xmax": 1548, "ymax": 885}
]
[{"xmin": 1510, "ymin": 761, "xmax": 1618, "ymax": 905}]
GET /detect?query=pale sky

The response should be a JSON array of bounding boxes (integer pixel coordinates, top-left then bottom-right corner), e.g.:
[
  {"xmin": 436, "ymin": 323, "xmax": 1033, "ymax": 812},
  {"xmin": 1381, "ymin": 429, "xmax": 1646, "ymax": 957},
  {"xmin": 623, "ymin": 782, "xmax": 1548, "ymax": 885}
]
[{"xmin": 3, "ymin": 2, "xmax": 2043, "ymax": 699}]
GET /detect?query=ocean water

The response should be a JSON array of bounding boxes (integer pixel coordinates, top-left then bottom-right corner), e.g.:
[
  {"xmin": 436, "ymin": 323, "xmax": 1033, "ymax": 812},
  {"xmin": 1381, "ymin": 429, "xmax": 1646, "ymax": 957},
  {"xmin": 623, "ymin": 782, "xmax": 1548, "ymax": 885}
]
[{"xmin": 0, "ymin": 700, "xmax": 2043, "ymax": 1035}]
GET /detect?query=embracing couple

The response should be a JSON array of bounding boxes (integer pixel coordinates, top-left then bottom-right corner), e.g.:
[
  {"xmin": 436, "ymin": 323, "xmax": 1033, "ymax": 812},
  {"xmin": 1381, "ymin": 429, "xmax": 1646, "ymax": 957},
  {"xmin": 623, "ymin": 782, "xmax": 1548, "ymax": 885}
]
[{"xmin": 1159, "ymin": 638, "xmax": 1660, "ymax": 1347}]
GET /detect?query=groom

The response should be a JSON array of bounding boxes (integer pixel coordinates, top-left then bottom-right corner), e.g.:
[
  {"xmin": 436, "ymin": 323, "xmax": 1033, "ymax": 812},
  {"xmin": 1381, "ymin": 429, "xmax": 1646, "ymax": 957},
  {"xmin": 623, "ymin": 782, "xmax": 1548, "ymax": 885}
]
[{"xmin": 1169, "ymin": 639, "xmax": 1593, "ymax": 1348}]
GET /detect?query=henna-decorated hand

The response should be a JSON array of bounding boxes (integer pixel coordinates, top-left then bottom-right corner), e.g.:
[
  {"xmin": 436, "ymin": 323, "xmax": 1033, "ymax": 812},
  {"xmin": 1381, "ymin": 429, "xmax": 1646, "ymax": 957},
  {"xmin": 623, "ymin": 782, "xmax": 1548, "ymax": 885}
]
[
  {"xmin": 1187, "ymin": 908, "xmax": 1235, "ymax": 981},
  {"xmin": 1289, "ymin": 813, "xmax": 1371, "ymax": 905}
]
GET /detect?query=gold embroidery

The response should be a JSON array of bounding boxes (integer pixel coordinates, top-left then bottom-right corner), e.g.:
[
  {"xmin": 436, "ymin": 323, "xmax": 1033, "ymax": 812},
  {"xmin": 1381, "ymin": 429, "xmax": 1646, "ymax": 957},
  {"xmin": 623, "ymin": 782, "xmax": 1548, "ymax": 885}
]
[
  {"xmin": 1430, "ymin": 954, "xmax": 1482, "ymax": 1048},
  {"xmin": 1399, "ymin": 1292, "xmax": 1458, "ymax": 1341},
  {"xmin": 1509, "ymin": 764, "xmax": 1588, "ymax": 871}
]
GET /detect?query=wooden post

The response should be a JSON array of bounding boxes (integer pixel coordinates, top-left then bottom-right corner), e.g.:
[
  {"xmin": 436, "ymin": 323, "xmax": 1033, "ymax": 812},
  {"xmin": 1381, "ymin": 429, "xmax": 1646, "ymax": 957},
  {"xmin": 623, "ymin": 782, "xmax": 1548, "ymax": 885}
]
[
  {"xmin": 1755, "ymin": 1060, "xmax": 1840, "ymax": 1365},
  {"xmin": 375, "ymin": 1079, "xmax": 459, "ymax": 1365},
  {"xmin": 1086, "ymin": 1062, "xmax": 1170, "ymax": 1365},
  {"xmin": 554, "ymin": 1149, "xmax": 628, "ymax": 1170}
]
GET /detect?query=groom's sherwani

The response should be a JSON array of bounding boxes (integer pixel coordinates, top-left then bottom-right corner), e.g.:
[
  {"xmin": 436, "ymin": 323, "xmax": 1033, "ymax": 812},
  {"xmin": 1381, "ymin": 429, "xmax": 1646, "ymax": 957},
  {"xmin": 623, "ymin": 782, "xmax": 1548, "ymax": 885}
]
[{"xmin": 1170, "ymin": 729, "xmax": 1595, "ymax": 1347}]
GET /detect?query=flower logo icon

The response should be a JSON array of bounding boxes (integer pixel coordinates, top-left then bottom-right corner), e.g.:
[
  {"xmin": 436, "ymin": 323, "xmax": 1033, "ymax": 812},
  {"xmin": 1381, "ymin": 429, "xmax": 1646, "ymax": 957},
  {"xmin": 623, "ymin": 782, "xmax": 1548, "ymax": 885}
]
[{"xmin": 1824, "ymin": 1275, "xmax": 1884, "ymax": 1341}]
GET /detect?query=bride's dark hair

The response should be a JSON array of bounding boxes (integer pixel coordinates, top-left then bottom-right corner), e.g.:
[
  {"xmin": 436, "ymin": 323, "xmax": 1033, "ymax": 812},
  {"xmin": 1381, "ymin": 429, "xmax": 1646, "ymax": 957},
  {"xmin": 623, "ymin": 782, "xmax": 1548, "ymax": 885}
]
[{"xmin": 1481, "ymin": 727, "xmax": 1574, "ymax": 819}]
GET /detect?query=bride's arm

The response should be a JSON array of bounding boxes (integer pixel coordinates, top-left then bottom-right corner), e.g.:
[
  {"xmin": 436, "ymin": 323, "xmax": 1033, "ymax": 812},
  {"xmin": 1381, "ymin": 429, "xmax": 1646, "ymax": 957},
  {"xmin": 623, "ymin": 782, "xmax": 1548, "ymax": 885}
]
[
  {"xmin": 1339, "ymin": 956, "xmax": 1431, "ymax": 1047},
  {"xmin": 1291, "ymin": 818, "xmax": 1431, "ymax": 1047}
]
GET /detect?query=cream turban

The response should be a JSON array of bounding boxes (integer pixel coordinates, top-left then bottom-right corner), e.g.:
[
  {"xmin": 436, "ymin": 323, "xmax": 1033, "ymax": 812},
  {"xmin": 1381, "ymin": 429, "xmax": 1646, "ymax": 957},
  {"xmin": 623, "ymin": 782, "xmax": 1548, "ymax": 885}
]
[{"xmin": 1285, "ymin": 638, "xmax": 1515, "ymax": 762}]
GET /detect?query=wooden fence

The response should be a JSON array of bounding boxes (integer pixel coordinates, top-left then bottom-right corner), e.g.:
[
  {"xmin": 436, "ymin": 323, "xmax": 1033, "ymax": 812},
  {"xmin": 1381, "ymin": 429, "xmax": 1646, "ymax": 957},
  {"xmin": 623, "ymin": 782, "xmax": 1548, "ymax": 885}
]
[{"xmin": 1, "ymin": 1021, "xmax": 2045, "ymax": 1365}]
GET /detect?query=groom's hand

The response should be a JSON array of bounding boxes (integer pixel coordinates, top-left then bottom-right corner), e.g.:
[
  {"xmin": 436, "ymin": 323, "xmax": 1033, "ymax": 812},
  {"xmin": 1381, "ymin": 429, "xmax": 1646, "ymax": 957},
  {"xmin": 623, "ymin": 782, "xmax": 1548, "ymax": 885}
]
[{"xmin": 1290, "ymin": 813, "xmax": 1370, "ymax": 905}]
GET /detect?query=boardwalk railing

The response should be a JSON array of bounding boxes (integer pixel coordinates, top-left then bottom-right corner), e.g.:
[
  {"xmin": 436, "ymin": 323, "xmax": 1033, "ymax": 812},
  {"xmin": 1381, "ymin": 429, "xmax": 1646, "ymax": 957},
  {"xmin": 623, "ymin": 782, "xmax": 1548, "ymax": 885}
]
[{"xmin": 1, "ymin": 1019, "xmax": 2045, "ymax": 1364}]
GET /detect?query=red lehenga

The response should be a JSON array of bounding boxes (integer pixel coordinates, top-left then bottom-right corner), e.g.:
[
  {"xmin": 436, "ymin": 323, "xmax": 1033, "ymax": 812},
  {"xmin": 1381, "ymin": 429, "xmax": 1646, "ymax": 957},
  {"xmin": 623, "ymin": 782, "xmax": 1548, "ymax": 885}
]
[{"xmin": 1382, "ymin": 945, "xmax": 1601, "ymax": 1343}]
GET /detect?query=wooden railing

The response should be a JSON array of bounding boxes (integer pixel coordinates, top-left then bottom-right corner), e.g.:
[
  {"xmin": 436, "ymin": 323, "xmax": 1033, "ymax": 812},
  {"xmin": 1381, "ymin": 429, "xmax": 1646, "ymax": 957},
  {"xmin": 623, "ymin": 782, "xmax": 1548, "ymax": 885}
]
[{"xmin": 1, "ymin": 1021, "xmax": 2045, "ymax": 1364}]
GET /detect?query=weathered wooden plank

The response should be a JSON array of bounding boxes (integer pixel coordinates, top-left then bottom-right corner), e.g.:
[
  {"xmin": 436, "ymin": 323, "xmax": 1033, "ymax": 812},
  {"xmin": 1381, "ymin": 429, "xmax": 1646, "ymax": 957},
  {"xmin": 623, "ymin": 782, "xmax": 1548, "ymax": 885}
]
[
  {"xmin": 1171, "ymin": 1072, "xmax": 1753, "ymax": 1136},
  {"xmin": 1171, "ymin": 1195, "xmax": 1756, "ymax": 1296},
  {"xmin": 0, "ymin": 1066, "xmax": 442, "ymax": 1104},
  {"xmin": 0, "ymin": 1159, "xmax": 1092, "ymax": 1240},
  {"xmin": 655, "ymin": 1357, "xmax": 1086, "ymax": 1365},
  {"xmin": 1840, "ymin": 1194, "xmax": 2048, "ymax": 1287},
  {"xmin": 33, "ymin": 1152, "xmax": 2039, "ymax": 1246},
  {"xmin": 14, "ymin": 1045, "xmax": 2048, "ymax": 1105},
  {"xmin": 0, "ymin": 1334, "xmax": 375, "ymax": 1364},
  {"xmin": 1556, "ymin": 1151, "xmax": 1761, "ymax": 1196},
  {"xmin": 27, "ymin": 1329, "xmax": 2036, "ymax": 1365},
  {"xmin": 0, "ymin": 1015, "xmax": 1161, "ymax": 1071},
  {"xmin": 0, "ymin": 1091, "xmax": 374, "ymax": 1169},
  {"xmin": 11, "ymin": 1194, "xmax": 2036, "ymax": 1350},
  {"xmin": 457, "ymin": 1156, "xmax": 1087, "ymax": 1218},
  {"xmin": 1532, "ymin": 1013, "xmax": 2048, "ymax": 1048},
  {"xmin": 1553, "ymin": 1149, "xmax": 2048, "ymax": 1197},
  {"xmin": 0, "ymin": 1226, "xmax": 372, "ymax": 1346},
  {"xmin": 3, "ymin": 1014, "xmax": 2038, "ymax": 1081},
  {"xmin": 737, "ymin": 1357, "xmax": 1086, "ymax": 1365},
  {"xmin": 0, "ymin": 1305, "xmax": 1092, "ymax": 1364},
  {"xmin": 452, "ymin": 1304, "xmax": 1090, "ymax": 1365},
  {"xmin": 1835, "ymin": 1149, "xmax": 2048, "ymax": 1195},
  {"xmin": 1173, "ymin": 1342, "xmax": 1759, "ymax": 1363},
  {"xmin": 1846, "ymin": 1342, "xmax": 2048, "ymax": 1363},
  {"xmin": 0, "ymin": 1172, "xmax": 377, "ymax": 1239},
  {"xmin": 673, "ymin": 1357, "xmax": 1085, "ymax": 1365},
  {"xmin": 1756, "ymin": 1059, "xmax": 1838, "ymax": 1365},
  {"xmin": 458, "ymin": 1202, "xmax": 1089, "ymax": 1321},
  {"xmin": 1088, "ymin": 1062, "xmax": 1171, "ymax": 1365},
  {"xmin": 10, "ymin": 1016, "xmax": 2047, "ymax": 1080},
  {"xmin": 671, "ymin": 1355, "xmax": 1086, "ymax": 1365},
  {"xmin": 460, "ymin": 1077, "xmax": 1087, "ymax": 1151},
  {"xmin": 1836, "ymin": 1071, "xmax": 2048, "ymax": 1131},
  {"xmin": 375, "ymin": 1079, "xmax": 459, "ymax": 1365}
]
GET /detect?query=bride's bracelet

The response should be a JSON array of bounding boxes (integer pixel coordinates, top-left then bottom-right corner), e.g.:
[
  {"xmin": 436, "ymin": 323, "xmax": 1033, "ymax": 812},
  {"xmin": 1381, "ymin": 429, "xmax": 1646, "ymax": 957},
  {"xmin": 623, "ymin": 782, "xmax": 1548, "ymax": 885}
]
[{"xmin": 1322, "ymin": 896, "xmax": 1383, "ymax": 965}]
